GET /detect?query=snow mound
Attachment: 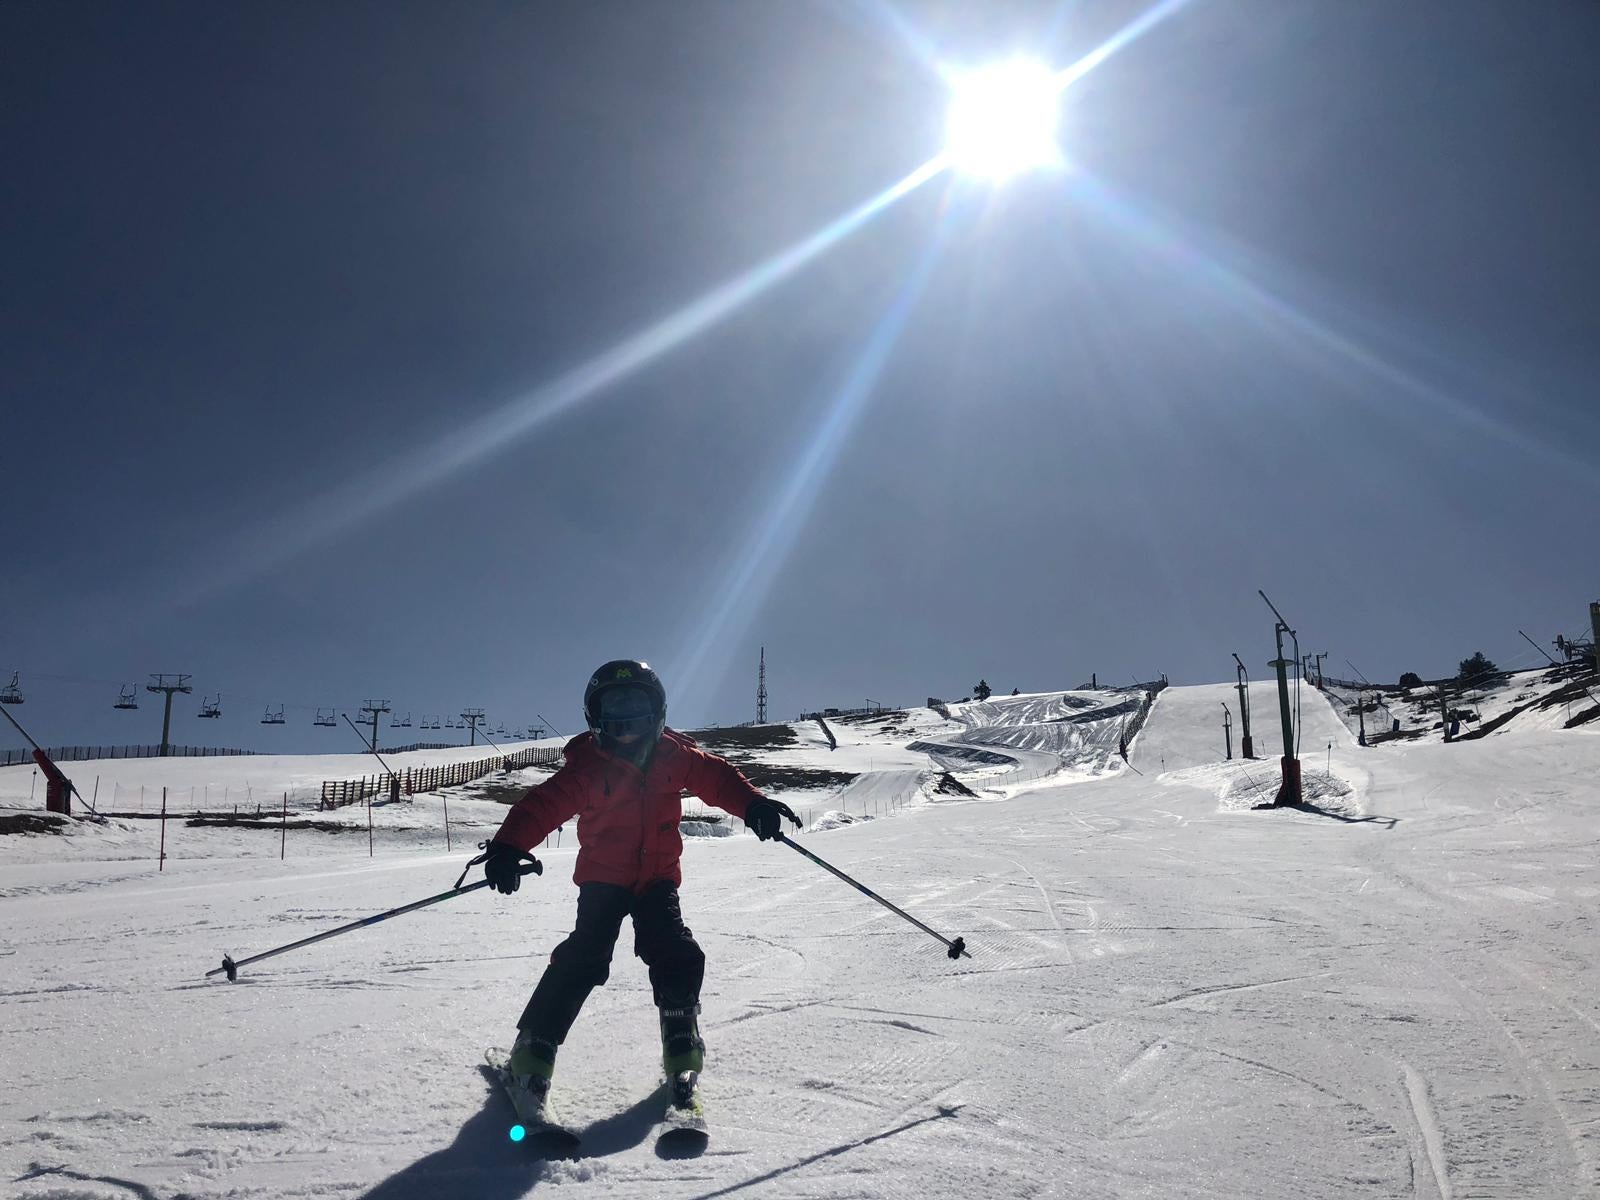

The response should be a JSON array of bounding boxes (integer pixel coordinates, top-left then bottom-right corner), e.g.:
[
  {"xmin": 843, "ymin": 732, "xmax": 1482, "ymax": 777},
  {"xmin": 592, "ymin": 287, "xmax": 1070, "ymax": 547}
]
[
  {"xmin": 809, "ymin": 809, "xmax": 872, "ymax": 832},
  {"xmin": 1160, "ymin": 758, "xmax": 1362, "ymax": 816}
]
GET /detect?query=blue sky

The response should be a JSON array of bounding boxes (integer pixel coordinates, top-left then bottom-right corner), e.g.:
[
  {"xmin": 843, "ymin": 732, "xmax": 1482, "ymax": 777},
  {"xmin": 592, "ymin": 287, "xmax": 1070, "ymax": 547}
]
[{"xmin": 5, "ymin": 0, "xmax": 1597, "ymax": 752}]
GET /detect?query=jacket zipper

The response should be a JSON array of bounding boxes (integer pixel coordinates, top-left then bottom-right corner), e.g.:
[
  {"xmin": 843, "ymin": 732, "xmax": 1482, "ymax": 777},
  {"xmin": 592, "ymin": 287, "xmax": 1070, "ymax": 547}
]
[{"xmin": 638, "ymin": 773, "xmax": 649, "ymax": 867}]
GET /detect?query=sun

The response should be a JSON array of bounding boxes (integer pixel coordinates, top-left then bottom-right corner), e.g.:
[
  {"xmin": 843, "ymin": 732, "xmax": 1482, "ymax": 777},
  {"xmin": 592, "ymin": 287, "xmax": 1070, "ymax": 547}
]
[{"xmin": 943, "ymin": 58, "xmax": 1064, "ymax": 181}]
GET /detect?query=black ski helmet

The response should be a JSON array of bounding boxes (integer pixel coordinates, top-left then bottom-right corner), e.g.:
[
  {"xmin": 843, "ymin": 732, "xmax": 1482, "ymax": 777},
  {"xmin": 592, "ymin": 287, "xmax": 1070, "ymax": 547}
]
[{"xmin": 584, "ymin": 659, "xmax": 667, "ymax": 752}]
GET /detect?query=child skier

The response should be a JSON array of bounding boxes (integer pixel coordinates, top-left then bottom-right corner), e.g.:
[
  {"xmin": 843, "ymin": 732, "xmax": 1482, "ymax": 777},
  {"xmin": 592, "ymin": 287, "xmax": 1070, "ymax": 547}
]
[{"xmin": 482, "ymin": 659, "xmax": 800, "ymax": 1112}]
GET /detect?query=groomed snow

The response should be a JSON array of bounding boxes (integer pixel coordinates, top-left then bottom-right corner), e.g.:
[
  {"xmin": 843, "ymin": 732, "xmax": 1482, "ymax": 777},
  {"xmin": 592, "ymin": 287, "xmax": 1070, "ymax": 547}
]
[{"xmin": 3, "ymin": 684, "xmax": 1598, "ymax": 1198}]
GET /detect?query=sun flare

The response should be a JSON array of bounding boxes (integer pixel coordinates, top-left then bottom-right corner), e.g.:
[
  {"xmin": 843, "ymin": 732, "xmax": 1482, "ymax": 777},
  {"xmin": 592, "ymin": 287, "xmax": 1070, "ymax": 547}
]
[{"xmin": 943, "ymin": 58, "xmax": 1063, "ymax": 181}]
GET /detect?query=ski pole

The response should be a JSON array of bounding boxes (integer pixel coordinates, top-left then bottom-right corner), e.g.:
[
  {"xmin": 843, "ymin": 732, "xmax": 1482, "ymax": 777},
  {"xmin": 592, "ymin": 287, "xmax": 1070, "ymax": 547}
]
[
  {"xmin": 776, "ymin": 833, "xmax": 969, "ymax": 960},
  {"xmin": 205, "ymin": 853, "xmax": 541, "ymax": 981}
]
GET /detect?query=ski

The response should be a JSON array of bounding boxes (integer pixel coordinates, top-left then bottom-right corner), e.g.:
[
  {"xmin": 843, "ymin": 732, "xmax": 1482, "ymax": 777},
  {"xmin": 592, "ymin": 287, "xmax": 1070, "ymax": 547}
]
[
  {"xmin": 484, "ymin": 1048, "xmax": 582, "ymax": 1153},
  {"xmin": 657, "ymin": 1070, "xmax": 708, "ymax": 1153}
]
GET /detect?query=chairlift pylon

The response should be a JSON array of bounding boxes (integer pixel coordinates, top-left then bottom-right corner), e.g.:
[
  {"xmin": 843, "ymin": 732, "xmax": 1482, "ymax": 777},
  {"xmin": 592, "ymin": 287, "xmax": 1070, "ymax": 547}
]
[
  {"xmin": 114, "ymin": 684, "xmax": 140, "ymax": 711},
  {"xmin": 1, "ymin": 671, "xmax": 23, "ymax": 705},
  {"xmin": 261, "ymin": 704, "xmax": 285, "ymax": 725},
  {"xmin": 198, "ymin": 693, "xmax": 222, "ymax": 719}
]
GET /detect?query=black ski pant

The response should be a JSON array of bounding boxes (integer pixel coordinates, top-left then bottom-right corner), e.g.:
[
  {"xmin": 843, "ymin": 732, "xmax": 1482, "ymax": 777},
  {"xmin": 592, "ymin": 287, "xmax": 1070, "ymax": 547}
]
[{"xmin": 518, "ymin": 880, "xmax": 705, "ymax": 1044}]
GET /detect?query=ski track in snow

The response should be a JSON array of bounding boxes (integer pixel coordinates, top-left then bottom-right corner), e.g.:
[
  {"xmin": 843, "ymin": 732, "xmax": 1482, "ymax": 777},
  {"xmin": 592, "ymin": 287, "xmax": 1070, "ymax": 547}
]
[{"xmin": 3, "ymin": 684, "xmax": 1599, "ymax": 1197}]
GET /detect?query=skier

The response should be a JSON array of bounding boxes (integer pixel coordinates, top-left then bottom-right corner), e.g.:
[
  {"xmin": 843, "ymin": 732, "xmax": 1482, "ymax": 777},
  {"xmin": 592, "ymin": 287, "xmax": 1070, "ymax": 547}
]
[{"xmin": 482, "ymin": 659, "xmax": 800, "ymax": 1116}]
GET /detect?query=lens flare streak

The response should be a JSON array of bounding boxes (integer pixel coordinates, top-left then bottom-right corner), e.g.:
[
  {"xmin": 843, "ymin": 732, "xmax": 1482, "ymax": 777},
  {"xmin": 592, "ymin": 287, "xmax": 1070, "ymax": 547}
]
[
  {"xmin": 1066, "ymin": 172, "xmax": 1586, "ymax": 473},
  {"xmin": 669, "ymin": 228, "xmax": 951, "ymax": 701},
  {"xmin": 1054, "ymin": 0, "xmax": 1194, "ymax": 91},
  {"xmin": 186, "ymin": 157, "xmax": 948, "ymax": 602}
]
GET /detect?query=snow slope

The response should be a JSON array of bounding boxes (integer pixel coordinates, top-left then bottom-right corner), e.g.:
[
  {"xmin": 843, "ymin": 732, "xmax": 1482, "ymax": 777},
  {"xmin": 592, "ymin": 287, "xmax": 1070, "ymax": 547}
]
[{"xmin": 4, "ymin": 683, "xmax": 1598, "ymax": 1198}]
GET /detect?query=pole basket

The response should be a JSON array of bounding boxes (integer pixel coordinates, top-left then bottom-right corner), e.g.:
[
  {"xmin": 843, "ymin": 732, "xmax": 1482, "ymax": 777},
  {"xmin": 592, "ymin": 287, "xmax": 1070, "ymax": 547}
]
[{"xmin": 1273, "ymin": 755, "xmax": 1302, "ymax": 807}]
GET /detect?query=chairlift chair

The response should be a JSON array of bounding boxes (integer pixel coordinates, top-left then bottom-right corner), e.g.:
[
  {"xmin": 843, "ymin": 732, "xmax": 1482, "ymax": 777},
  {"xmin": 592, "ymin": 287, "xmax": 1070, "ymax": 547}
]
[
  {"xmin": 314, "ymin": 707, "xmax": 337, "ymax": 727},
  {"xmin": 114, "ymin": 685, "xmax": 140, "ymax": 710},
  {"xmin": 199, "ymin": 693, "xmax": 222, "ymax": 719},
  {"xmin": 399, "ymin": 713, "xmax": 412, "ymax": 728},
  {"xmin": 0, "ymin": 672, "xmax": 23, "ymax": 705},
  {"xmin": 261, "ymin": 704, "xmax": 286, "ymax": 725}
]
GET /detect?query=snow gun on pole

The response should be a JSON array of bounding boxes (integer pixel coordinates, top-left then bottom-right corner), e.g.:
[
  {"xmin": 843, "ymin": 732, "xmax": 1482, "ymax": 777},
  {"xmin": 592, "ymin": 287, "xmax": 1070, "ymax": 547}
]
[
  {"xmin": 0, "ymin": 700, "xmax": 98, "ymax": 815},
  {"xmin": 205, "ymin": 851, "xmax": 541, "ymax": 981},
  {"xmin": 776, "ymin": 833, "xmax": 969, "ymax": 960},
  {"xmin": 1519, "ymin": 629, "xmax": 1600, "ymax": 714}
]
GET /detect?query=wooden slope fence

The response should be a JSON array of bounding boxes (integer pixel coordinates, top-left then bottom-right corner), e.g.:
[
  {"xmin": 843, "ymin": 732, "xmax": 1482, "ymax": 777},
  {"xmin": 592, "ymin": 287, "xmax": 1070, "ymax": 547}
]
[{"xmin": 318, "ymin": 745, "xmax": 562, "ymax": 809}]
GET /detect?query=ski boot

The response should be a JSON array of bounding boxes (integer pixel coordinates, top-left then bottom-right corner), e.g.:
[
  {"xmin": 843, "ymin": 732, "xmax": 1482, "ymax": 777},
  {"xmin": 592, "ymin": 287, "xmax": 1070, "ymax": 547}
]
[
  {"xmin": 658, "ymin": 1005, "xmax": 707, "ymax": 1137},
  {"xmin": 507, "ymin": 1030, "xmax": 558, "ymax": 1109}
]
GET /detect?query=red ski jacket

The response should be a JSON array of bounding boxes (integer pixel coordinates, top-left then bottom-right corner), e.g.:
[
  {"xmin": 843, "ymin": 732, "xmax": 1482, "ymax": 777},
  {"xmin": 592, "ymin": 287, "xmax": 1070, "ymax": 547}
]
[{"xmin": 491, "ymin": 729, "xmax": 764, "ymax": 891}]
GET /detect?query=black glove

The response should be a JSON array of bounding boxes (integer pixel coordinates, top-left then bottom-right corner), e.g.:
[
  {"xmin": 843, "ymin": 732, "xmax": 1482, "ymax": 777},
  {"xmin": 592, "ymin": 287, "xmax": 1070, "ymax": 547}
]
[
  {"xmin": 484, "ymin": 840, "xmax": 541, "ymax": 894},
  {"xmin": 745, "ymin": 796, "xmax": 800, "ymax": 842}
]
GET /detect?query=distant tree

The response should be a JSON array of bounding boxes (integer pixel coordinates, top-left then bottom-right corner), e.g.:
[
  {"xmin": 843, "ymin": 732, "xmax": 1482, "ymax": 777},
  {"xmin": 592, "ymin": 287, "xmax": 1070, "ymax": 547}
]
[
  {"xmin": 1457, "ymin": 652, "xmax": 1499, "ymax": 685},
  {"xmin": 1398, "ymin": 671, "xmax": 1423, "ymax": 689},
  {"xmin": 973, "ymin": 679, "xmax": 992, "ymax": 701}
]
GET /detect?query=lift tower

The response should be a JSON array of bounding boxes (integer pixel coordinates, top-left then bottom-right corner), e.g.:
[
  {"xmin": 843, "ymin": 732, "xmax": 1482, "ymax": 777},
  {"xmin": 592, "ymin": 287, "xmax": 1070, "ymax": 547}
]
[
  {"xmin": 757, "ymin": 647, "xmax": 768, "ymax": 725},
  {"xmin": 146, "ymin": 674, "xmax": 193, "ymax": 757},
  {"xmin": 359, "ymin": 700, "xmax": 392, "ymax": 753}
]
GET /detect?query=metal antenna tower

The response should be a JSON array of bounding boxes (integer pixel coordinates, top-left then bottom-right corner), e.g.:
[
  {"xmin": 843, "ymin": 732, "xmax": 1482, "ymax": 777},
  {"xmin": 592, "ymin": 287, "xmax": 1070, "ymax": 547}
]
[
  {"xmin": 146, "ymin": 674, "xmax": 193, "ymax": 757},
  {"xmin": 359, "ymin": 699, "xmax": 392, "ymax": 752},
  {"xmin": 757, "ymin": 646, "xmax": 768, "ymax": 725},
  {"xmin": 460, "ymin": 707, "xmax": 486, "ymax": 746}
]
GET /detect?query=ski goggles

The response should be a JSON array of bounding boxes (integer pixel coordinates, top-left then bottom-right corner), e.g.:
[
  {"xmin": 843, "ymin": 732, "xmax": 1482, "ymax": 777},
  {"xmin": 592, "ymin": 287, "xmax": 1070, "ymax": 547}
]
[{"xmin": 596, "ymin": 686, "xmax": 660, "ymax": 737}]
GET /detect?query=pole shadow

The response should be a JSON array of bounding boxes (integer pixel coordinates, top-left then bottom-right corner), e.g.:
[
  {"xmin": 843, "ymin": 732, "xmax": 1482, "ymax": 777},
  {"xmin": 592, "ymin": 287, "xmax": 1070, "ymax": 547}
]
[{"xmin": 1285, "ymin": 800, "xmax": 1399, "ymax": 829}]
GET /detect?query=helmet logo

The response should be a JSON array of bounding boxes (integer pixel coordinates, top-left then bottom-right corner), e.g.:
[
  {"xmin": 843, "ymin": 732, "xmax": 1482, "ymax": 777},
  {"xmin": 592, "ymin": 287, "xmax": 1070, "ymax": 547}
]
[{"xmin": 615, "ymin": 667, "xmax": 632, "ymax": 679}]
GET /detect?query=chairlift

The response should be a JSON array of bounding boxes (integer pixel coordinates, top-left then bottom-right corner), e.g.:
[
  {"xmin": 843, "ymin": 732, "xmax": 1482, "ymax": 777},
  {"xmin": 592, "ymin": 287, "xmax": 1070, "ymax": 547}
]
[
  {"xmin": 399, "ymin": 713, "xmax": 412, "ymax": 728},
  {"xmin": 261, "ymin": 704, "xmax": 286, "ymax": 725},
  {"xmin": 390, "ymin": 713, "xmax": 404, "ymax": 728},
  {"xmin": 495, "ymin": 723, "xmax": 507, "ymax": 736},
  {"xmin": 0, "ymin": 672, "xmax": 22, "ymax": 705},
  {"xmin": 198, "ymin": 693, "xmax": 222, "ymax": 719},
  {"xmin": 314, "ymin": 707, "xmax": 337, "ymax": 727},
  {"xmin": 114, "ymin": 684, "xmax": 140, "ymax": 710}
]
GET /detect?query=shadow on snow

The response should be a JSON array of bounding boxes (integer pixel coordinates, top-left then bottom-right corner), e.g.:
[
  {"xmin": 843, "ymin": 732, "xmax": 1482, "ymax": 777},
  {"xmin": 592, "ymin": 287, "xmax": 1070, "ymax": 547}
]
[{"xmin": 357, "ymin": 1068, "xmax": 672, "ymax": 1199}]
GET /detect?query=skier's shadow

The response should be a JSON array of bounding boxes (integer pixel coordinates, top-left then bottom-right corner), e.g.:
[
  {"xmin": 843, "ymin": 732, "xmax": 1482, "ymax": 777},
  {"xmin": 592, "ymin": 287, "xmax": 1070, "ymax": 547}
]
[{"xmin": 356, "ymin": 1069, "xmax": 670, "ymax": 1199}]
